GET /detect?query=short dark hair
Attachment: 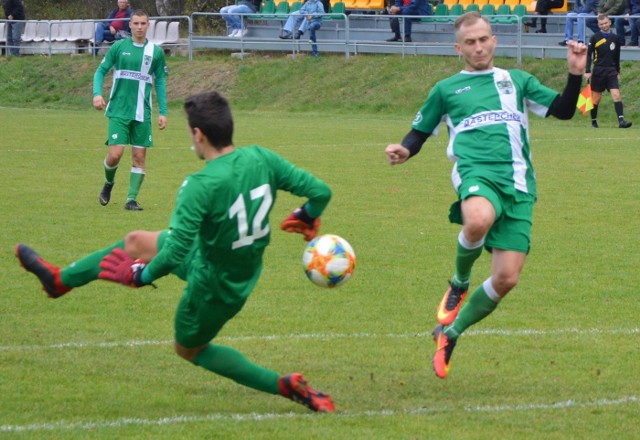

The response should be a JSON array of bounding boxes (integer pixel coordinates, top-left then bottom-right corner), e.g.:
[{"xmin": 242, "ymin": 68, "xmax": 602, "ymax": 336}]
[
  {"xmin": 131, "ymin": 9, "xmax": 149, "ymax": 19},
  {"xmin": 184, "ymin": 92, "xmax": 234, "ymax": 149}
]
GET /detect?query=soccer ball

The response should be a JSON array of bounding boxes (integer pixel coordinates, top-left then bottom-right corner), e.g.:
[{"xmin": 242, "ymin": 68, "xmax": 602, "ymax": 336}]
[{"xmin": 302, "ymin": 234, "xmax": 356, "ymax": 288}]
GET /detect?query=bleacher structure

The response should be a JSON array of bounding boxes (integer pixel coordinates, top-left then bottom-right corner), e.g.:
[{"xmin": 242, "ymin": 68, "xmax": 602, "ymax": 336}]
[
  {"xmin": 1, "ymin": 18, "xmax": 182, "ymax": 56},
  {"xmin": 4, "ymin": 4, "xmax": 640, "ymax": 61}
]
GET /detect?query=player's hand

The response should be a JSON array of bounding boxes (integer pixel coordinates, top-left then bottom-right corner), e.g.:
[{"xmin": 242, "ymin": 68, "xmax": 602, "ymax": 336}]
[
  {"xmin": 93, "ymin": 95, "xmax": 106, "ymax": 111},
  {"xmin": 158, "ymin": 115, "xmax": 167, "ymax": 130},
  {"xmin": 385, "ymin": 144, "xmax": 410, "ymax": 165},
  {"xmin": 584, "ymin": 72, "xmax": 591, "ymax": 83},
  {"xmin": 98, "ymin": 248, "xmax": 151, "ymax": 288},
  {"xmin": 566, "ymin": 40, "xmax": 587, "ymax": 76},
  {"xmin": 280, "ymin": 206, "xmax": 320, "ymax": 241}
]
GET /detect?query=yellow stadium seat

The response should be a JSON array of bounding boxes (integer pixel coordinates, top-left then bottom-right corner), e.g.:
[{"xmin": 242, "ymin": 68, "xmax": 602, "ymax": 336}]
[
  {"xmin": 443, "ymin": 0, "xmax": 459, "ymax": 7},
  {"xmin": 474, "ymin": 0, "xmax": 490, "ymax": 5},
  {"xmin": 488, "ymin": 0, "xmax": 505, "ymax": 6},
  {"xmin": 503, "ymin": 0, "xmax": 519, "ymax": 7}
]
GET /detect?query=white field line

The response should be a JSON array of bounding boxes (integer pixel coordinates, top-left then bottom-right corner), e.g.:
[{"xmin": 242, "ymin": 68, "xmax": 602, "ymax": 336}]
[
  {"xmin": 0, "ymin": 327, "xmax": 638, "ymax": 352},
  {"xmin": 1, "ymin": 396, "xmax": 638, "ymax": 433}
]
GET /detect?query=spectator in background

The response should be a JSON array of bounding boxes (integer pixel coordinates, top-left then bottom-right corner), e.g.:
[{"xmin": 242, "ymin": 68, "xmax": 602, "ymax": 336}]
[
  {"xmin": 279, "ymin": 0, "xmax": 325, "ymax": 40},
  {"xmin": 586, "ymin": 14, "xmax": 632, "ymax": 128},
  {"xmin": 386, "ymin": 0, "xmax": 431, "ymax": 42},
  {"xmin": 523, "ymin": 0, "xmax": 565, "ymax": 33},
  {"xmin": 598, "ymin": 0, "xmax": 626, "ymax": 37},
  {"xmin": 559, "ymin": 0, "xmax": 600, "ymax": 45},
  {"xmin": 94, "ymin": 0, "xmax": 132, "ymax": 55},
  {"xmin": 615, "ymin": 0, "xmax": 640, "ymax": 46},
  {"xmin": 3, "ymin": 0, "xmax": 26, "ymax": 56},
  {"xmin": 221, "ymin": 0, "xmax": 260, "ymax": 38}
]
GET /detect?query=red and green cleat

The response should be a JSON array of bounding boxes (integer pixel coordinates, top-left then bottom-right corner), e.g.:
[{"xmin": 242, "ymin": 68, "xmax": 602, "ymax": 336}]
[
  {"xmin": 278, "ymin": 373, "xmax": 335, "ymax": 412},
  {"xmin": 15, "ymin": 244, "xmax": 70, "ymax": 299},
  {"xmin": 432, "ymin": 324, "xmax": 457, "ymax": 379},
  {"xmin": 436, "ymin": 282, "xmax": 468, "ymax": 326}
]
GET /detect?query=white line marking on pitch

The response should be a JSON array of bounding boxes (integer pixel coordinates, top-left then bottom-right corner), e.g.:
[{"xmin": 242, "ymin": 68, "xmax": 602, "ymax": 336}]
[
  {"xmin": 1, "ymin": 396, "xmax": 637, "ymax": 433},
  {"xmin": 0, "ymin": 327, "xmax": 638, "ymax": 352}
]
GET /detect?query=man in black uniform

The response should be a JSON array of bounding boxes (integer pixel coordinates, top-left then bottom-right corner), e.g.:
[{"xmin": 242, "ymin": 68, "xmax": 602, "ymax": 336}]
[{"xmin": 586, "ymin": 14, "xmax": 633, "ymax": 128}]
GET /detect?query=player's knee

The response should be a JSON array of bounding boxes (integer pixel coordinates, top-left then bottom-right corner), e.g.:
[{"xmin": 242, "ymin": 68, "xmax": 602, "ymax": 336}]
[
  {"xmin": 174, "ymin": 342, "xmax": 206, "ymax": 363},
  {"xmin": 123, "ymin": 230, "xmax": 146, "ymax": 258},
  {"xmin": 493, "ymin": 272, "xmax": 519, "ymax": 295}
]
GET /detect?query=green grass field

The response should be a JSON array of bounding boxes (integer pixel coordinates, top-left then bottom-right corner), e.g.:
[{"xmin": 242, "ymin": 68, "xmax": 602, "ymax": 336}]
[{"xmin": 1, "ymin": 105, "xmax": 638, "ymax": 439}]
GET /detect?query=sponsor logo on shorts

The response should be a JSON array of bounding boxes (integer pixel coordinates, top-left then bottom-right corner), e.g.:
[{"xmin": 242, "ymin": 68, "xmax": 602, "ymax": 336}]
[{"xmin": 469, "ymin": 185, "xmax": 480, "ymax": 193}]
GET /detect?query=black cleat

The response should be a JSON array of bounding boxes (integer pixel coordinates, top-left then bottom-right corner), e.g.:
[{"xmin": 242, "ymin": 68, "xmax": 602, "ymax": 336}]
[
  {"xmin": 619, "ymin": 121, "xmax": 632, "ymax": 128},
  {"xmin": 124, "ymin": 200, "xmax": 143, "ymax": 211},
  {"xmin": 15, "ymin": 244, "xmax": 70, "ymax": 298},
  {"xmin": 592, "ymin": 121, "xmax": 599, "ymax": 128},
  {"xmin": 99, "ymin": 182, "xmax": 114, "ymax": 206}
]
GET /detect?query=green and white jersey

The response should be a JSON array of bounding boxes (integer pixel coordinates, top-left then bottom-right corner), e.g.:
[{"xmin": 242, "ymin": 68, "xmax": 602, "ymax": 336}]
[
  {"xmin": 93, "ymin": 38, "xmax": 168, "ymax": 122},
  {"xmin": 146, "ymin": 146, "xmax": 331, "ymax": 302},
  {"xmin": 412, "ymin": 67, "xmax": 558, "ymax": 198}
]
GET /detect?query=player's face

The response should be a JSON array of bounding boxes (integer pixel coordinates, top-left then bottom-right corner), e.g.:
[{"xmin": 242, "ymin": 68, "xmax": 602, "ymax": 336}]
[
  {"xmin": 454, "ymin": 19, "xmax": 496, "ymax": 72},
  {"xmin": 598, "ymin": 17, "xmax": 611, "ymax": 32},
  {"xmin": 130, "ymin": 15, "xmax": 150, "ymax": 42}
]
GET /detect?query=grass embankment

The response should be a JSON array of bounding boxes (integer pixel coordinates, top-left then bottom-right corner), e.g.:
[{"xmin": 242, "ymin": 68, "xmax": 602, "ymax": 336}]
[{"xmin": 2, "ymin": 53, "xmax": 639, "ymax": 123}]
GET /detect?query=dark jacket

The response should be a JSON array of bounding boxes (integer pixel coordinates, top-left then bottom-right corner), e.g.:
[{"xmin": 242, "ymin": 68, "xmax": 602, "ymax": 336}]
[
  {"xmin": 3, "ymin": 0, "xmax": 25, "ymax": 20},
  {"xmin": 102, "ymin": 7, "xmax": 132, "ymax": 33},
  {"xmin": 599, "ymin": 0, "xmax": 625, "ymax": 14},
  {"xmin": 394, "ymin": 0, "xmax": 432, "ymax": 15}
]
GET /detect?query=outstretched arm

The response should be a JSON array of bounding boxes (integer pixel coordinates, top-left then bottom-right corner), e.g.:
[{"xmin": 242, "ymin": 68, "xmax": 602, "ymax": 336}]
[{"xmin": 547, "ymin": 41, "xmax": 587, "ymax": 120}]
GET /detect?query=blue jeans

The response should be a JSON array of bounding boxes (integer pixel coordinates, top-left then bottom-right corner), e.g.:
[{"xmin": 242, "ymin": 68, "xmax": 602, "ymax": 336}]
[
  {"xmin": 283, "ymin": 12, "xmax": 306, "ymax": 33},
  {"xmin": 615, "ymin": 15, "xmax": 640, "ymax": 45},
  {"xmin": 7, "ymin": 21, "xmax": 24, "ymax": 56},
  {"xmin": 306, "ymin": 20, "xmax": 322, "ymax": 55},
  {"xmin": 220, "ymin": 4, "xmax": 254, "ymax": 31},
  {"xmin": 564, "ymin": 12, "xmax": 595, "ymax": 42},
  {"xmin": 95, "ymin": 23, "xmax": 116, "ymax": 44}
]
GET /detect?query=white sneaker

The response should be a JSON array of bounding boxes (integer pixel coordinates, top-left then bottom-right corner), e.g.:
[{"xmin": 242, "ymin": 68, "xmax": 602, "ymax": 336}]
[
  {"xmin": 228, "ymin": 29, "xmax": 240, "ymax": 37},
  {"xmin": 239, "ymin": 28, "xmax": 248, "ymax": 37}
]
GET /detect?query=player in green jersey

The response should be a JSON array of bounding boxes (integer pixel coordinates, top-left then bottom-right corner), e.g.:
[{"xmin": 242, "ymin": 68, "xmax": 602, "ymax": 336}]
[
  {"xmin": 93, "ymin": 9, "xmax": 168, "ymax": 211},
  {"xmin": 16, "ymin": 91, "xmax": 335, "ymax": 412},
  {"xmin": 385, "ymin": 12, "xmax": 587, "ymax": 379}
]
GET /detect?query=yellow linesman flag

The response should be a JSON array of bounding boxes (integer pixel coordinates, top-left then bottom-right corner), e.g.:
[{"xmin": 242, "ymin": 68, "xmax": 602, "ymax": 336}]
[{"xmin": 577, "ymin": 84, "xmax": 594, "ymax": 116}]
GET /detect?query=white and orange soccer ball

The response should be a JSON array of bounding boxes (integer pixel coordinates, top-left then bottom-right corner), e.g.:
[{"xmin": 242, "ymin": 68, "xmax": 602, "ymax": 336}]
[{"xmin": 302, "ymin": 234, "xmax": 356, "ymax": 288}]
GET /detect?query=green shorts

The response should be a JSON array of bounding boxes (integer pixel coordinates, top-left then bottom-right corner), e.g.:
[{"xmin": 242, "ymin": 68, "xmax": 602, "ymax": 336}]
[
  {"xmin": 449, "ymin": 178, "xmax": 535, "ymax": 253},
  {"xmin": 106, "ymin": 117, "xmax": 153, "ymax": 147},
  {"xmin": 156, "ymin": 231, "xmax": 247, "ymax": 348}
]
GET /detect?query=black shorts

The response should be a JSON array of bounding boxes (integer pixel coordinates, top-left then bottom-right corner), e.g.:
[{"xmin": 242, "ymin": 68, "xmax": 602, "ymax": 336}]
[{"xmin": 591, "ymin": 67, "xmax": 619, "ymax": 93}]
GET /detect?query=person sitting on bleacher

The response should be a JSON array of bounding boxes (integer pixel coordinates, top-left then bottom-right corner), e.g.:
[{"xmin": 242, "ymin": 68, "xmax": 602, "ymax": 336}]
[
  {"xmin": 523, "ymin": 0, "xmax": 565, "ymax": 33},
  {"xmin": 615, "ymin": 0, "xmax": 640, "ymax": 46},
  {"xmin": 559, "ymin": 0, "xmax": 600, "ymax": 45},
  {"xmin": 279, "ymin": 0, "xmax": 325, "ymax": 40},
  {"xmin": 386, "ymin": 0, "xmax": 431, "ymax": 42},
  {"xmin": 94, "ymin": 0, "xmax": 132, "ymax": 55},
  {"xmin": 221, "ymin": 0, "xmax": 261, "ymax": 37}
]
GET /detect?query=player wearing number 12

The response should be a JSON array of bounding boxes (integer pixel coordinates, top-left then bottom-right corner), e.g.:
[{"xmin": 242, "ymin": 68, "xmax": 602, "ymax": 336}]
[{"xmin": 16, "ymin": 91, "xmax": 335, "ymax": 412}]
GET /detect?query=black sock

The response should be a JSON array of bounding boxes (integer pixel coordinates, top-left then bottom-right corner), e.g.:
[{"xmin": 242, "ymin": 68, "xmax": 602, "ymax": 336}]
[{"xmin": 615, "ymin": 101, "xmax": 624, "ymax": 120}]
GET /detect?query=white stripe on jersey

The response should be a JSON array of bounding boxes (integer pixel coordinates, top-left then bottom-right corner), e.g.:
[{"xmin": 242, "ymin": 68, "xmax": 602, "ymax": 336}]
[
  {"xmin": 136, "ymin": 42, "xmax": 156, "ymax": 122},
  {"xmin": 493, "ymin": 68, "xmax": 529, "ymax": 194}
]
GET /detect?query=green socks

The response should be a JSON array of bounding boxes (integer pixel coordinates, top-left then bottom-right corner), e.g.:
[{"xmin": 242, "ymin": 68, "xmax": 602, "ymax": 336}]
[
  {"xmin": 445, "ymin": 278, "xmax": 499, "ymax": 339},
  {"xmin": 104, "ymin": 160, "xmax": 118, "ymax": 184},
  {"xmin": 194, "ymin": 344, "xmax": 281, "ymax": 394},
  {"xmin": 453, "ymin": 230, "xmax": 484, "ymax": 286},
  {"xmin": 127, "ymin": 167, "xmax": 145, "ymax": 202},
  {"xmin": 60, "ymin": 240, "xmax": 124, "ymax": 288}
]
